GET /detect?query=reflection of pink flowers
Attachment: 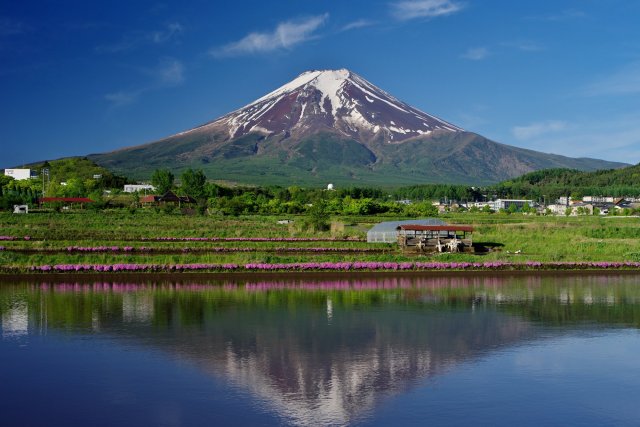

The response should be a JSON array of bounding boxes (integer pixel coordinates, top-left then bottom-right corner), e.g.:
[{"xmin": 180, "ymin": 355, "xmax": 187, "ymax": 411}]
[
  {"xmin": 0, "ymin": 236, "xmax": 15, "ymax": 241},
  {"xmin": 19, "ymin": 260, "xmax": 640, "ymax": 274}
]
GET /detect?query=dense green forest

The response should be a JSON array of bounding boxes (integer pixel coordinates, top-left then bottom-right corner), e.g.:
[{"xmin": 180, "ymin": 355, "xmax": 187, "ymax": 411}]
[
  {"xmin": 491, "ymin": 165, "xmax": 640, "ymax": 200},
  {"xmin": 2, "ymin": 158, "xmax": 639, "ymax": 214}
]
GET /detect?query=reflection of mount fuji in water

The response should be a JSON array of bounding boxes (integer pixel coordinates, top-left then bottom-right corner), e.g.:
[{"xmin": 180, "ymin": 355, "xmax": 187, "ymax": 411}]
[{"xmin": 3, "ymin": 274, "xmax": 638, "ymax": 425}]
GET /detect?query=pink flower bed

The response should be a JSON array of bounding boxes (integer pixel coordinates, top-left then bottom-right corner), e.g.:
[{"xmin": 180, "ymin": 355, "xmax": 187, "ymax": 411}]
[
  {"xmin": 141, "ymin": 237, "xmax": 363, "ymax": 242},
  {"xmin": 66, "ymin": 246, "xmax": 139, "ymax": 252},
  {"xmin": 15, "ymin": 260, "xmax": 640, "ymax": 274}
]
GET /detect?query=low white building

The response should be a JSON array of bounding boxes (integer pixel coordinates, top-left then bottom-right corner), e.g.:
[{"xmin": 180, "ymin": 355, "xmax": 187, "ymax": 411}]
[
  {"xmin": 583, "ymin": 196, "xmax": 615, "ymax": 203},
  {"xmin": 124, "ymin": 184, "xmax": 155, "ymax": 193},
  {"xmin": 4, "ymin": 168, "xmax": 34, "ymax": 181},
  {"xmin": 13, "ymin": 205, "xmax": 28, "ymax": 214},
  {"xmin": 546, "ymin": 203, "xmax": 594, "ymax": 216},
  {"xmin": 489, "ymin": 199, "xmax": 534, "ymax": 211}
]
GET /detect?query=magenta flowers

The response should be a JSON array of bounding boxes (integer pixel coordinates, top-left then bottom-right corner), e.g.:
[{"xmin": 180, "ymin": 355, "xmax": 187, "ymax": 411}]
[
  {"xmin": 16, "ymin": 260, "xmax": 640, "ymax": 274},
  {"xmin": 140, "ymin": 236, "xmax": 363, "ymax": 242}
]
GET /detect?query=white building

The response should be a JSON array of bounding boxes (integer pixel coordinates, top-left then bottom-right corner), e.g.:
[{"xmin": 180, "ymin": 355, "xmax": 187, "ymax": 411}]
[
  {"xmin": 124, "ymin": 184, "xmax": 155, "ymax": 193},
  {"xmin": 489, "ymin": 199, "xmax": 534, "ymax": 211},
  {"xmin": 4, "ymin": 168, "xmax": 34, "ymax": 181},
  {"xmin": 583, "ymin": 196, "xmax": 615, "ymax": 203}
]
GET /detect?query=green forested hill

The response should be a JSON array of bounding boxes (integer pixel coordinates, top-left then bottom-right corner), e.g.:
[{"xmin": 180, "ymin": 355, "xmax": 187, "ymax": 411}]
[
  {"xmin": 491, "ymin": 165, "xmax": 640, "ymax": 200},
  {"xmin": 390, "ymin": 164, "xmax": 640, "ymax": 202}
]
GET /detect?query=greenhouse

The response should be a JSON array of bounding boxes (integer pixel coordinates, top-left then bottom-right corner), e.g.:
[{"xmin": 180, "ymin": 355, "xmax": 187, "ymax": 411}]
[{"xmin": 366, "ymin": 218, "xmax": 446, "ymax": 243}]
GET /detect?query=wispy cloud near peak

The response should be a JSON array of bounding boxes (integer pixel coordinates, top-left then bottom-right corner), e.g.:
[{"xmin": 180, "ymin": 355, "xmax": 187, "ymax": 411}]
[
  {"xmin": 213, "ymin": 14, "xmax": 329, "ymax": 57},
  {"xmin": 104, "ymin": 90, "xmax": 140, "ymax": 107},
  {"xmin": 586, "ymin": 62, "xmax": 640, "ymax": 96},
  {"xmin": 391, "ymin": 0, "xmax": 464, "ymax": 21},
  {"xmin": 461, "ymin": 47, "xmax": 489, "ymax": 60},
  {"xmin": 105, "ymin": 59, "xmax": 185, "ymax": 107},
  {"xmin": 97, "ymin": 22, "xmax": 184, "ymax": 53},
  {"xmin": 157, "ymin": 59, "xmax": 184, "ymax": 85},
  {"xmin": 512, "ymin": 120, "xmax": 568, "ymax": 140},
  {"xmin": 341, "ymin": 19, "xmax": 375, "ymax": 32},
  {"xmin": 151, "ymin": 22, "xmax": 183, "ymax": 44}
]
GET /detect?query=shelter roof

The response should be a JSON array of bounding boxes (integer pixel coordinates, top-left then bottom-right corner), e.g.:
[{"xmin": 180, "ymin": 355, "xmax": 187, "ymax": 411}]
[
  {"xmin": 397, "ymin": 224, "xmax": 474, "ymax": 232},
  {"xmin": 367, "ymin": 218, "xmax": 445, "ymax": 233}
]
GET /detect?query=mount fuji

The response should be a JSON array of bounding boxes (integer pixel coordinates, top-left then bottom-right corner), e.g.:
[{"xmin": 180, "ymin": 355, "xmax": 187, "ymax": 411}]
[{"xmin": 89, "ymin": 69, "xmax": 625, "ymax": 185}]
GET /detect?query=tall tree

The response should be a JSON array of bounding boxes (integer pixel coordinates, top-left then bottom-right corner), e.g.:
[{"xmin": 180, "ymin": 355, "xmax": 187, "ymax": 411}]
[
  {"xmin": 151, "ymin": 169, "xmax": 174, "ymax": 194},
  {"xmin": 180, "ymin": 169, "xmax": 207, "ymax": 200}
]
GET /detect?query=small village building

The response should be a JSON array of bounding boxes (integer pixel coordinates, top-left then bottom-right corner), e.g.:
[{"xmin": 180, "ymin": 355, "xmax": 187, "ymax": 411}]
[
  {"xmin": 567, "ymin": 203, "xmax": 594, "ymax": 216},
  {"xmin": 367, "ymin": 219, "xmax": 446, "ymax": 243},
  {"xmin": 140, "ymin": 195, "xmax": 161, "ymax": 205},
  {"xmin": 583, "ymin": 196, "xmax": 615, "ymax": 203},
  {"xmin": 124, "ymin": 184, "xmax": 155, "ymax": 193},
  {"xmin": 13, "ymin": 205, "xmax": 28, "ymax": 214},
  {"xmin": 397, "ymin": 224, "xmax": 474, "ymax": 252},
  {"xmin": 489, "ymin": 199, "xmax": 534, "ymax": 211},
  {"xmin": 4, "ymin": 169, "xmax": 35, "ymax": 181},
  {"xmin": 140, "ymin": 191, "xmax": 195, "ymax": 206}
]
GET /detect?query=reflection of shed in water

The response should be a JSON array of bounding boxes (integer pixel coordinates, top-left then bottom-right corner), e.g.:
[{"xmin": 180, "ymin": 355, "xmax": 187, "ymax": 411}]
[{"xmin": 397, "ymin": 225, "xmax": 474, "ymax": 252}]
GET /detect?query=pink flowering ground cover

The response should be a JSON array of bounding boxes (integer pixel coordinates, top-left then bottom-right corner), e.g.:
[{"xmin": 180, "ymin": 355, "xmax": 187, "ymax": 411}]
[{"xmin": 9, "ymin": 260, "xmax": 639, "ymax": 274}]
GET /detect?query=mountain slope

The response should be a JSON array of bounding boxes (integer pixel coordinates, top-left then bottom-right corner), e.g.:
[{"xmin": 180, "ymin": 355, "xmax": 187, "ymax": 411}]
[{"xmin": 89, "ymin": 69, "xmax": 627, "ymax": 185}]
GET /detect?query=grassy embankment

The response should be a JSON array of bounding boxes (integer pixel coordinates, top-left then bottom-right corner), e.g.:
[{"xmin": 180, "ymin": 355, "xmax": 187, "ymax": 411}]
[{"xmin": 1, "ymin": 210, "xmax": 640, "ymax": 270}]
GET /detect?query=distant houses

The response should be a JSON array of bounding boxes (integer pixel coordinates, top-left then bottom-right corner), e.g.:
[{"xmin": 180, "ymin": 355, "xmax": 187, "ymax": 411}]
[
  {"xmin": 4, "ymin": 168, "xmax": 37, "ymax": 180},
  {"xmin": 124, "ymin": 184, "xmax": 155, "ymax": 193},
  {"xmin": 140, "ymin": 191, "xmax": 196, "ymax": 206}
]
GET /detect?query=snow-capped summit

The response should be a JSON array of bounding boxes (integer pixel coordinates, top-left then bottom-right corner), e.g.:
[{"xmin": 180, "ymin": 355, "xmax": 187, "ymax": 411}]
[
  {"xmin": 190, "ymin": 69, "xmax": 463, "ymax": 143},
  {"xmin": 89, "ymin": 69, "xmax": 626, "ymax": 187}
]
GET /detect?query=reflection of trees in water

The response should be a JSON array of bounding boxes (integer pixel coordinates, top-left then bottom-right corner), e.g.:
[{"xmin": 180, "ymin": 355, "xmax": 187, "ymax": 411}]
[{"xmin": 2, "ymin": 273, "xmax": 640, "ymax": 424}]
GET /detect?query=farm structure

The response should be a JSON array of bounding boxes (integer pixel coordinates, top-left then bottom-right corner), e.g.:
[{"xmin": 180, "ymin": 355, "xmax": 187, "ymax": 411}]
[
  {"xmin": 140, "ymin": 191, "xmax": 196, "ymax": 206},
  {"xmin": 367, "ymin": 219, "xmax": 446, "ymax": 243},
  {"xmin": 397, "ymin": 224, "xmax": 474, "ymax": 253}
]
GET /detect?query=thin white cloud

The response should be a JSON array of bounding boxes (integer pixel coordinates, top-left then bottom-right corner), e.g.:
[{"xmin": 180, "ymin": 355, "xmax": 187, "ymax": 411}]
[
  {"xmin": 151, "ymin": 22, "xmax": 183, "ymax": 44},
  {"xmin": 391, "ymin": 0, "xmax": 464, "ymax": 21},
  {"xmin": 97, "ymin": 22, "xmax": 183, "ymax": 53},
  {"xmin": 512, "ymin": 120, "xmax": 568, "ymax": 140},
  {"xmin": 510, "ymin": 114, "xmax": 640, "ymax": 163},
  {"xmin": 461, "ymin": 47, "xmax": 489, "ymax": 60},
  {"xmin": 104, "ymin": 90, "xmax": 140, "ymax": 107},
  {"xmin": 341, "ymin": 19, "xmax": 375, "ymax": 32},
  {"xmin": 586, "ymin": 62, "xmax": 640, "ymax": 96},
  {"xmin": 214, "ymin": 14, "xmax": 329, "ymax": 57},
  {"xmin": 105, "ymin": 59, "xmax": 185, "ymax": 107},
  {"xmin": 157, "ymin": 59, "xmax": 184, "ymax": 85}
]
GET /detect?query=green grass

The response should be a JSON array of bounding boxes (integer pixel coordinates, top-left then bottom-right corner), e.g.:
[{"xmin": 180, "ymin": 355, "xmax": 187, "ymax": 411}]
[{"xmin": 2, "ymin": 210, "xmax": 640, "ymax": 269}]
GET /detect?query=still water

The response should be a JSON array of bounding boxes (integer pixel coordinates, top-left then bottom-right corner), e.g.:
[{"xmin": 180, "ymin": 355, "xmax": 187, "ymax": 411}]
[{"xmin": 1, "ymin": 272, "xmax": 640, "ymax": 426}]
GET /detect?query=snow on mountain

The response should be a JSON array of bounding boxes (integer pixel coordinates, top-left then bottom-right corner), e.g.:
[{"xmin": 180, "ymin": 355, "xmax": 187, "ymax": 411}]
[{"xmin": 185, "ymin": 69, "xmax": 463, "ymax": 143}]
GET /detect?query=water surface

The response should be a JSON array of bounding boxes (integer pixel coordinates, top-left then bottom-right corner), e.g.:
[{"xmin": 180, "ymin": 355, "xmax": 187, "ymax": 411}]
[{"xmin": 1, "ymin": 273, "xmax": 639, "ymax": 426}]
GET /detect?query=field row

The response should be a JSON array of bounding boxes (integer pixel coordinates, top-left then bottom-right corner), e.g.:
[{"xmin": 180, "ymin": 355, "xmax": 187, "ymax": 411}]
[
  {"xmin": 4, "ymin": 260, "xmax": 639, "ymax": 274},
  {"xmin": 0, "ymin": 246, "xmax": 387, "ymax": 254}
]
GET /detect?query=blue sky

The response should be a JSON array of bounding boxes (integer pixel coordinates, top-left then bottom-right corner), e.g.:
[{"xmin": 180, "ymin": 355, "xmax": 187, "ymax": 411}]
[{"xmin": 2, "ymin": 0, "xmax": 640, "ymax": 168}]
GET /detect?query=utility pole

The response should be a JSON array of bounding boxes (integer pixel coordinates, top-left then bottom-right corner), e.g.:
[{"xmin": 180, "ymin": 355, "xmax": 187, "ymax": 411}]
[{"xmin": 41, "ymin": 168, "xmax": 49, "ymax": 197}]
